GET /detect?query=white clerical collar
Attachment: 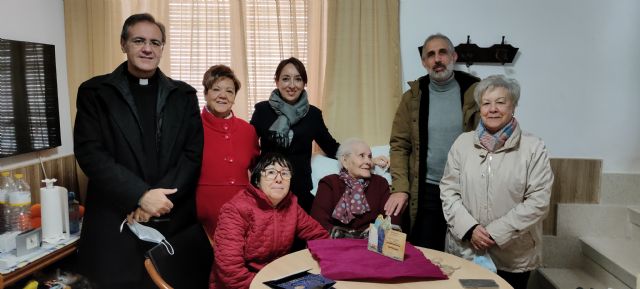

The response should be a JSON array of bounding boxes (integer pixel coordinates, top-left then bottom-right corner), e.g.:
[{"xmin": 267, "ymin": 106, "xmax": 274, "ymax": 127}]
[{"xmin": 139, "ymin": 78, "xmax": 149, "ymax": 86}]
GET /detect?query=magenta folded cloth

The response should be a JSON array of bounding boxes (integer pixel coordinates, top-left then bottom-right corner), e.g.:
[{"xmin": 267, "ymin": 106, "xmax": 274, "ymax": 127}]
[{"xmin": 307, "ymin": 238, "xmax": 447, "ymax": 281}]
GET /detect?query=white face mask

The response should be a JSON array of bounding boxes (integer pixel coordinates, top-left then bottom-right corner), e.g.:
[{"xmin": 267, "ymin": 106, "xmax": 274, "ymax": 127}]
[{"xmin": 120, "ymin": 219, "xmax": 174, "ymax": 255}]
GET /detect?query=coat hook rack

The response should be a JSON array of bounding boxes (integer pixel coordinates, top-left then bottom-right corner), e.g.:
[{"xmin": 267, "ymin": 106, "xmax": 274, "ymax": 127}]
[
  {"xmin": 417, "ymin": 36, "xmax": 519, "ymax": 67},
  {"xmin": 455, "ymin": 35, "xmax": 519, "ymax": 67}
]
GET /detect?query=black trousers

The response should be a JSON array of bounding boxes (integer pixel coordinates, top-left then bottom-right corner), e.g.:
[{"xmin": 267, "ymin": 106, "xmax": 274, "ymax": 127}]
[
  {"xmin": 409, "ymin": 183, "xmax": 447, "ymax": 251},
  {"xmin": 94, "ymin": 275, "xmax": 156, "ymax": 289},
  {"xmin": 497, "ymin": 270, "xmax": 531, "ymax": 289}
]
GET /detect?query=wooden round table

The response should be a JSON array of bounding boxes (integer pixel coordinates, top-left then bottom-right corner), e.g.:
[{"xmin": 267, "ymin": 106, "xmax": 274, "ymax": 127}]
[{"xmin": 250, "ymin": 247, "xmax": 513, "ymax": 289}]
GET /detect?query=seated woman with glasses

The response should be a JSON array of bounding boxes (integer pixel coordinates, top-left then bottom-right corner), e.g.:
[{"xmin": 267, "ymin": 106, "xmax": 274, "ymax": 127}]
[
  {"xmin": 311, "ymin": 138, "xmax": 401, "ymax": 239},
  {"xmin": 214, "ymin": 153, "xmax": 329, "ymax": 289}
]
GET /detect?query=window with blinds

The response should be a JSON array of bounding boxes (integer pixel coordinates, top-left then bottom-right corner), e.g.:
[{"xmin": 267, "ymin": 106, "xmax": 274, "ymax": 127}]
[
  {"xmin": 168, "ymin": 0, "xmax": 309, "ymax": 116},
  {"xmin": 0, "ymin": 39, "xmax": 61, "ymax": 158},
  {"xmin": 168, "ymin": 1, "xmax": 232, "ymax": 109},
  {"xmin": 244, "ymin": 0, "xmax": 308, "ymax": 114}
]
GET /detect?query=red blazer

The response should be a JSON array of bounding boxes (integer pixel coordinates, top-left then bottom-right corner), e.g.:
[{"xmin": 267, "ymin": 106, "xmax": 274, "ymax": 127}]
[
  {"xmin": 196, "ymin": 109, "xmax": 259, "ymax": 235},
  {"xmin": 214, "ymin": 185, "xmax": 329, "ymax": 289}
]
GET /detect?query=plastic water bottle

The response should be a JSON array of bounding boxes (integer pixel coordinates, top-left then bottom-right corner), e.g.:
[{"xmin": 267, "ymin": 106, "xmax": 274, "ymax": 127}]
[
  {"xmin": 68, "ymin": 191, "xmax": 81, "ymax": 234},
  {"xmin": 0, "ymin": 171, "xmax": 16, "ymax": 233},
  {"xmin": 9, "ymin": 173, "xmax": 31, "ymax": 232}
]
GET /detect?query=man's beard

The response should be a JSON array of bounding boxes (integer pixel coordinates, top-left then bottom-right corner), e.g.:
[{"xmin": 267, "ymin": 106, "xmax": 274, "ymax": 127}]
[{"xmin": 429, "ymin": 61, "xmax": 455, "ymax": 82}]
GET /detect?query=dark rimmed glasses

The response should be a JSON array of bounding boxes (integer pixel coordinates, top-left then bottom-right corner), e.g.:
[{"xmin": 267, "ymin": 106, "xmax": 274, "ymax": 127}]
[{"xmin": 261, "ymin": 168, "xmax": 292, "ymax": 180}]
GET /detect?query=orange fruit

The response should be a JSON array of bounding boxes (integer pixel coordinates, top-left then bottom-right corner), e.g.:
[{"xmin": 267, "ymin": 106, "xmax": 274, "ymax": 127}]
[
  {"xmin": 31, "ymin": 216, "xmax": 41, "ymax": 228},
  {"xmin": 30, "ymin": 203, "xmax": 41, "ymax": 218}
]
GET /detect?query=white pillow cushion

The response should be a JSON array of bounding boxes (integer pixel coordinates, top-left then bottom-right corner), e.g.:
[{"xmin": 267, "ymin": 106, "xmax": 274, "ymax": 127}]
[
  {"xmin": 370, "ymin": 145, "xmax": 392, "ymax": 184},
  {"xmin": 310, "ymin": 145, "xmax": 391, "ymax": 196}
]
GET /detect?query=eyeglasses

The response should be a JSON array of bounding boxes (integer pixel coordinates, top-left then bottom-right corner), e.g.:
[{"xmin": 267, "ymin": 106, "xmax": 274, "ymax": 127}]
[
  {"xmin": 261, "ymin": 168, "xmax": 292, "ymax": 180},
  {"xmin": 129, "ymin": 38, "xmax": 164, "ymax": 49}
]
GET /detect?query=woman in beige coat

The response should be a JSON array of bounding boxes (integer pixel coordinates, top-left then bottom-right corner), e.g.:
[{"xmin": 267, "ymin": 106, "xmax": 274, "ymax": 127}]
[{"xmin": 440, "ymin": 75, "xmax": 553, "ymax": 289}]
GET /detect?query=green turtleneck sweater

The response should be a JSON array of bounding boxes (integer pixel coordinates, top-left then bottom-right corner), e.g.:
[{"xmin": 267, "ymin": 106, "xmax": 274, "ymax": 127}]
[{"xmin": 426, "ymin": 74, "xmax": 463, "ymax": 185}]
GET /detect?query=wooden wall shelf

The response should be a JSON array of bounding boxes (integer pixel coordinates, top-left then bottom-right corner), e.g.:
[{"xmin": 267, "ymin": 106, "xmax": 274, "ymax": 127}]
[{"xmin": 0, "ymin": 239, "xmax": 78, "ymax": 289}]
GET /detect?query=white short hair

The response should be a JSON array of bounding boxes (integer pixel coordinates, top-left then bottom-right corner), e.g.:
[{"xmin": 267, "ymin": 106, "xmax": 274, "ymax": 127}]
[
  {"xmin": 473, "ymin": 74, "xmax": 520, "ymax": 107},
  {"xmin": 336, "ymin": 138, "xmax": 369, "ymax": 169}
]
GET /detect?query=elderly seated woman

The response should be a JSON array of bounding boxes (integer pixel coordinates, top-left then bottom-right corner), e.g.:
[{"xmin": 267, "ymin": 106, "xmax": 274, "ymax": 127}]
[
  {"xmin": 311, "ymin": 138, "xmax": 401, "ymax": 238},
  {"xmin": 440, "ymin": 75, "xmax": 553, "ymax": 289},
  {"xmin": 214, "ymin": 153, "xmax": 329, "ymax": 289}
]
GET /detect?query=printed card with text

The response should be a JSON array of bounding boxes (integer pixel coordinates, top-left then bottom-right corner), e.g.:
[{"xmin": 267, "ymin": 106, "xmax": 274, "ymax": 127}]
[{"xmin": 367, "ymin": 215, "xmax": 406, "ymax": 261}]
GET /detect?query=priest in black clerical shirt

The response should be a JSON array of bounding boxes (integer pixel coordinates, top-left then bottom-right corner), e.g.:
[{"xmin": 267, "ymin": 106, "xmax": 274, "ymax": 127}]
[{"xmin": 73, "ymin": 13, "xmax": 203, "ymax": 289}]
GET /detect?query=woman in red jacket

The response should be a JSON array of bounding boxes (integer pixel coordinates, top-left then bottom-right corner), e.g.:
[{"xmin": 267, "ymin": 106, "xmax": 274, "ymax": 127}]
[
  {"xmin": 214, "ymin": 153, "xmax": 329, "ymax": 289},
  {"xmin": 196, "ymin": 65, "xmax": 259, "ymax": 236}
]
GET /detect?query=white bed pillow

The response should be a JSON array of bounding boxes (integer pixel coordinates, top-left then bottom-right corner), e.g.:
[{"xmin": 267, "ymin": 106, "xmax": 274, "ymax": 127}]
[{"xmin": 310, "ymin": 145, "xmax": 391, "ymax": 196}]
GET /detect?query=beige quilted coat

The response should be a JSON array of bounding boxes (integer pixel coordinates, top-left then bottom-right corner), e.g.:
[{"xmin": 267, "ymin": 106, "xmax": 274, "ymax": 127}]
[{"xmin": 440, "ymin": 125, "xmax": 554, "ymax": 272}]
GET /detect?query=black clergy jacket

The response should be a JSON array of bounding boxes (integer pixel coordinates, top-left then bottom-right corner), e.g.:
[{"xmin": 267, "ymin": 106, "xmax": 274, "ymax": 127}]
[{"xmin": 73, "ymin": 62, "xmax": 203, "ymax": 286}]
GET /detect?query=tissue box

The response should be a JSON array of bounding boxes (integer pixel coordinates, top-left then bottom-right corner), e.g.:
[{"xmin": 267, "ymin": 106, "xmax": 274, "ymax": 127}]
[
  {"xmin": 16, "ymin": 228, "xmax": 42, "ymax": 257},
  {"xmin": 0, "ymin": 231, "xmax": 21, "ymax": 253}
]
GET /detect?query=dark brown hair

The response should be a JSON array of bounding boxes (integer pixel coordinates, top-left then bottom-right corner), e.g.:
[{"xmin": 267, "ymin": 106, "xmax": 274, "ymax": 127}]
[
  {"xmin": 120, "ymin": 13, "xmax": 166, "ymax": 44},
  {"xmin": 274, "ymin": 57, "xmax": 307, "ymax": 85},
  {"xmin": 202, "ymin": 65, "xmax": 241, "ymax": 93},
  {"xmin": 250, "ymin": 153, "xmax": 293, "ymax": 187}
]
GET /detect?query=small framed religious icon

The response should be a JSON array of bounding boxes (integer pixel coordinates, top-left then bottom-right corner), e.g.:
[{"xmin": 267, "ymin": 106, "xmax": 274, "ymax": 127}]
[{"xmin": 16, "ymin": 228, "xmax": 42, "ymax": 257}]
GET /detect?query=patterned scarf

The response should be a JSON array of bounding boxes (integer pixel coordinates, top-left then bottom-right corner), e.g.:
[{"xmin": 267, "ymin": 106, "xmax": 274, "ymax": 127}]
[
  {"xmin": 476, "ymin": 117, "xmax": 518, "ymax": 152},
  {"xmin": 268, "ymin": 89, "xmax": 309, "ymax": 148},
  {"xmin": 332, "ymin": 169, "xmax": 371, "ymax": 224}
]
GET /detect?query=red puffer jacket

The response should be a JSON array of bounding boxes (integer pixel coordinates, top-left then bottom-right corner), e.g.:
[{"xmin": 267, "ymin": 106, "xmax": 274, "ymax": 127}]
[{"xmin": 214, "ymin": 184, "xmax": 329, "ymax": 289}]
